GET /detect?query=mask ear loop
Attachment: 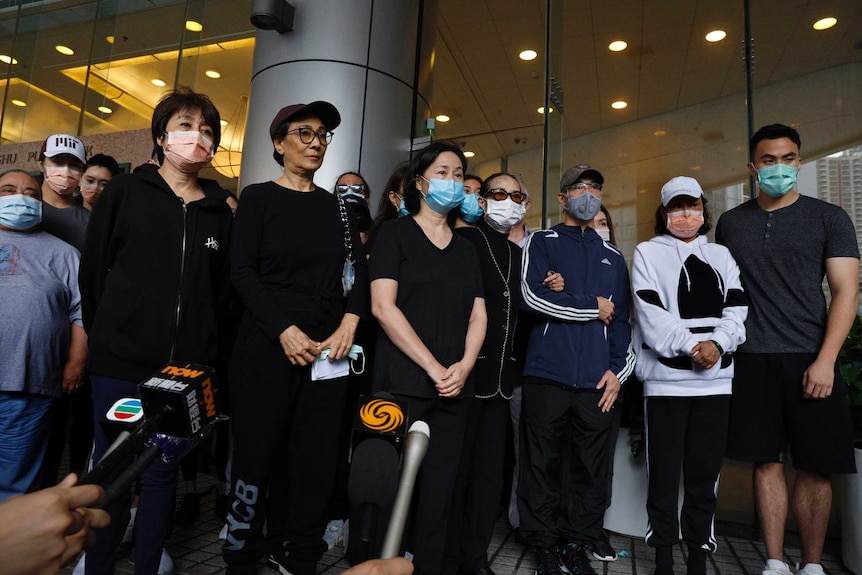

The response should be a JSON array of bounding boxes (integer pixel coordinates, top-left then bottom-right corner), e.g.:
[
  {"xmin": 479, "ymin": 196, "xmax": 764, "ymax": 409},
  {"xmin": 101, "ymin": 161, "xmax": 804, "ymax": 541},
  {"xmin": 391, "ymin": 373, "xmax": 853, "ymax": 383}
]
[{"xmin": 350, "ymin": 351, "xmax": 365, "ymax": 376}]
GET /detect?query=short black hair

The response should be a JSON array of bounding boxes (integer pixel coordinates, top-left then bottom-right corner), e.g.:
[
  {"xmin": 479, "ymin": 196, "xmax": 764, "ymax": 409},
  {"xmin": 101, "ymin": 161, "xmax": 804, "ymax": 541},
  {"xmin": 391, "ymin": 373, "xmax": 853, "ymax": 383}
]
[
  {"xmin": 749, "ymin": 124, "xmax": 801, "ymax": 161},
  {"xmin": 403, "ymin": 141, "xmax": 467, "ymax": 215},
  {"xmin": 86, "ymin": 153, "xmax": 120, "ymax": 176},
  {"xmin": 151, "ymin": 87, "xmax": 221, "ymax": 164}
]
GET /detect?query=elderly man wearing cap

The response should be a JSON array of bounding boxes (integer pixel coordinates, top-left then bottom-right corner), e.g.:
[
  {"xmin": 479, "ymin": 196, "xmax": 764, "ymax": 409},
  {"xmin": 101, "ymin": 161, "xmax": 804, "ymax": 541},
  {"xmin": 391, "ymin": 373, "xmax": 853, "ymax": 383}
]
[
  {"xmin": 38, "ymin": 134, "xmax": 89, "ymax": 251},
  {"xmin": 632, "ymin": 176, "xmax": 747, "ymax": 575},
  {"xmin": 224, "ymin": 100, "xmax": 368, "ymax": 575},
  {"xmin": 517, "ymin": 164, "xmax": 635, "ymax": 575},
  {"xmin": 0, "ymin": 169, "xmax": 85, "ymax": 502}
]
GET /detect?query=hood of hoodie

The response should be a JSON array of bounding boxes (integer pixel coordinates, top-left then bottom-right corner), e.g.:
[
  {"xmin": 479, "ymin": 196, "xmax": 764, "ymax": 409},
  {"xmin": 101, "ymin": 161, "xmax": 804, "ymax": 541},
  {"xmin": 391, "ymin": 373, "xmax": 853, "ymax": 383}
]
[{"xmin": 132, "ymin": 162, "xmax": 230, "ymax": 209}]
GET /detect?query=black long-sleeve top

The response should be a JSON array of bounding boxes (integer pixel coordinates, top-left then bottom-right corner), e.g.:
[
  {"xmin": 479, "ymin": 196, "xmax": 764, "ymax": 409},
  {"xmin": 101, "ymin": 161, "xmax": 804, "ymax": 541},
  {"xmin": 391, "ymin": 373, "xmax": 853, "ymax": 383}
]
[{"xmin": 230, "ymin": 181, "xmax": 369, "ymax": 342}]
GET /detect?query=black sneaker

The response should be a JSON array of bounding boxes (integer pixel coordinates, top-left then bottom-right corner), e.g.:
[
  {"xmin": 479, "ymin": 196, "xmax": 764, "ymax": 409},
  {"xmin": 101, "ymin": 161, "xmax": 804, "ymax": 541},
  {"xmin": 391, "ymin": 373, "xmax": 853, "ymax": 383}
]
[
  {"xmin": 266, "ymin": 545, "xmax": 315, "ymax": 575},
  {"xmin": 534, "ymin": 546, "xmax": 562, "ymax": 575},
  {"xmin": 589, "ymin": 532, "xmax": 617, "ymax": 561},
  {"xmin": 558, "ymin": 542, "xmax": 597, "ymax": 575}
]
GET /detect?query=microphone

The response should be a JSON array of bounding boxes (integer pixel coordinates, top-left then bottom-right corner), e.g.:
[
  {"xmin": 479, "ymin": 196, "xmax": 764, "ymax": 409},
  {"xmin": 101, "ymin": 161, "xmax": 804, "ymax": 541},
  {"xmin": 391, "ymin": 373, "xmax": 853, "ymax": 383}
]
[
  {"xmin": 380, "ymin": 420, "xmax": 430, "ymax": 559},
  {"xmin": 78, "ymin": 361, "xmax": 223, "ymax": 507}
]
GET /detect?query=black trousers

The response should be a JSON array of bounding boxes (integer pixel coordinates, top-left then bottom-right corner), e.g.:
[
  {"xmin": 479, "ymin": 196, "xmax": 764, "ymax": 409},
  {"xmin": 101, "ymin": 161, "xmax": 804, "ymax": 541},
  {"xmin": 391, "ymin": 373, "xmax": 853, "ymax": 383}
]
[
  {"xmin": 518, "ymin": 382, "xmax": 613, "ymax": 547},
  {"xmin": 644, "ymin": 395, "xmax": 729, "ymax": 551},
  {"xmin": 394, "ymin": 394, "xmax": 470, "ymax": 575},
  {"xmin": 445, "ymin": 395, "xmax": 509, "ymax": 571},
  {"xmin": 223, "ymin": 313, "xmax": 349, "ymax": 569}
]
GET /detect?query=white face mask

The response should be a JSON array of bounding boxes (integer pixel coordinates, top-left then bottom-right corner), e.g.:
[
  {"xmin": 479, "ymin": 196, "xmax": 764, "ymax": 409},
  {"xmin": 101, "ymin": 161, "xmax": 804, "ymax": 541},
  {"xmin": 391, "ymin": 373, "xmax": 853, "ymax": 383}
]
[
  {"xmin": 595, "ymin": 227, "xmax": 611, "ymax": 242},
  {"xmin": 484, "ymin": 198, "xmax": 526, "ymax": 232}
]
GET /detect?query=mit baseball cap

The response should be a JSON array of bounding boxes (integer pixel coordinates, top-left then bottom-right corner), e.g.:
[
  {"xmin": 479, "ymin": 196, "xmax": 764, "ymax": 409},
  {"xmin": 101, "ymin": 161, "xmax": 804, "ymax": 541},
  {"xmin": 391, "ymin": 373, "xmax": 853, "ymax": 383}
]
[
  {"xmin": 560, "ymin": 163, "xmax": 604, "ymax": 191},
  {"xmin": 661, "ymin": 176, "xmax": 704, "ymax": 207},
  {"xmin": 269, "ymin": 101, "xmax": 341, "ymax": 139},
  {"xmin": 41, "ymin": 134, "xmax": 86, "ymax": 164}
]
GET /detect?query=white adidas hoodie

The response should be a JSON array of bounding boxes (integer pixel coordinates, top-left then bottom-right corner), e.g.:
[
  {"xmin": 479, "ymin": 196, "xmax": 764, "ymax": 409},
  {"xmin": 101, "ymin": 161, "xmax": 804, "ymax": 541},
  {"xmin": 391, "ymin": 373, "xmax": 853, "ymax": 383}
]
[{"xmin": 632, "ymin": 234, "xmax": 747, "ymax": 397}]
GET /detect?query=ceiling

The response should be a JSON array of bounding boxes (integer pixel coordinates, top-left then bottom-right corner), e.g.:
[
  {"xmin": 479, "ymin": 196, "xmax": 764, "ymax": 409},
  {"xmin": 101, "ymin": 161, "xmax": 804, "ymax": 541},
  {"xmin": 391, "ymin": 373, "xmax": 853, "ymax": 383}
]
[
  {"xmin": 0, "ymin": 0, "xmax": 861, "ymax": 189},
  {"xmin": 430, "ymin": 0, "xmax": 862, "ymax": 165}
]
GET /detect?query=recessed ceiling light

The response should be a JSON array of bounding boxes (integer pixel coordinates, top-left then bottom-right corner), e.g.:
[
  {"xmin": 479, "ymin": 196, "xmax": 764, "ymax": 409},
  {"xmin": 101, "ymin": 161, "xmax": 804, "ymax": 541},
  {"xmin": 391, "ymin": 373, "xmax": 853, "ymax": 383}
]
[
  {"xmin": 186, "ymin": 20, "xmax": 203, "ymax": 32},
  {"xmin": 519, "ymin": 49, "xmax": 538, "ymax": 61},
  {"xmin": 463, "ymin": 151, "xmax": 475, "ymax": 158},
  {"xmin": 690, "ymin": 165, "xmax": 702, "ymax": 171},
  {"xmin": 435, "ymin": 114, "xmax": 450, "ymax": 122},
  {"xmin": 98, "ymin": 106, "xmax": 113, "ymax": 114},
  {"xmin": 55, "ymin": 45, "xmax": 75, "ymax": 56},
  {"xmin": 205, "ymin": 70, "xmax": 221, "ymax": 79},
  {"xmin": 705, "ymin": 30, "xmax": 726, "ymax": 42},
  {"xmin": 608, "ymin": 40, "xmax": 627, "ymax": 52},
  {"xmin": 0, "ymin": 55, "xmax": 17, "ymax": 65},
  {"xmin": 220, "ymin": 119, "xmax": 229, "ymax": 127},
  {"xmin": 11, "ymin": 99, "xmax": 26, "ymax": 107},
  {"xmin": 151, "ymin": 78, "xmax": 166, "ymax": 87},
  {"xmin": 105, "ymin": 35, "xmax": 115, "ymax": 44},
  {"xmin": 813, "ymin": 17, "xmax": 837, "ymax": 30},
  {"xmin": 537, "ymin": 106, "xmax": 554, "ymax": 114},
  {"xmin": 654, "ymin": 130, "xmax": 666, "ymax": 137},
  {"xmin": 611, "ymin": 100, "xmax": 628, "ymax": 110}
]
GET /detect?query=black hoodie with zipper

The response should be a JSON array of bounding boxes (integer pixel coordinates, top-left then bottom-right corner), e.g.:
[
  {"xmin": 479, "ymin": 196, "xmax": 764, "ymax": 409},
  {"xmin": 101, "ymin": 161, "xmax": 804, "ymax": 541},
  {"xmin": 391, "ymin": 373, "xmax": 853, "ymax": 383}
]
[{"xmin": 79, "ymin": 164, "xmax": 232, "ymax": 382}]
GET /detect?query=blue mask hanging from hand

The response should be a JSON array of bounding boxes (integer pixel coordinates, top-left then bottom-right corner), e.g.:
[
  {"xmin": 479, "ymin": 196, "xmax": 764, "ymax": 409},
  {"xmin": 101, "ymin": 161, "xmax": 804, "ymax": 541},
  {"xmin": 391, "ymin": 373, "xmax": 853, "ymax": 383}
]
[
  {"xmin": 459, "ymin": 193, "xmax": 484, "ymax": 222},
  {"xmin": 0, "ymin": 194, "xmax": 42, "ymax": 230},
  {"xmin": 421, "ymin": 177, "xmax": 465, "ymax": 214},
  {"xmin": 755, "ymin": 164, "xmax": 798, "ymax": 197}
]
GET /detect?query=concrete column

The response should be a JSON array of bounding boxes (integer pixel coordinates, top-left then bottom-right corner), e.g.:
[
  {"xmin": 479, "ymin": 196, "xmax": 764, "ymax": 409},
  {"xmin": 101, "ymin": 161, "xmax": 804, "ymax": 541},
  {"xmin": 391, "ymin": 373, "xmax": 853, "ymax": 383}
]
[{"xmin": 240, "ymin": 0, "xmax": 436, "ymax": 205}]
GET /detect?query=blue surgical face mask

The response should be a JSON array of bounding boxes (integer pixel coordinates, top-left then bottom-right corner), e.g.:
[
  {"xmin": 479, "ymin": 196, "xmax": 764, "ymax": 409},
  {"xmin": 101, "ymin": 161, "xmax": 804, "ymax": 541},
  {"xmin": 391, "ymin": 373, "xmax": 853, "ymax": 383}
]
[
  {"xmin": 460, "ymin": 193, "xmax": 484, "ymax": 222},
  {"xmin": 420, "ymin": 176, "xmax": 465, "ymax": 214},
  {"xmin": 397, "ymin": 196, "xmax": 409, "ymax": 217},
  {"xmin": 755, "ymin": 164, "xmax": 798, "ymax": 197},
  {"xmin": 0, "ymin": 194, "xmax": 42, "ymax": 230},
  {"xmin": 564, "ymin": 192, "xmax": 602, "ymax": 221}
]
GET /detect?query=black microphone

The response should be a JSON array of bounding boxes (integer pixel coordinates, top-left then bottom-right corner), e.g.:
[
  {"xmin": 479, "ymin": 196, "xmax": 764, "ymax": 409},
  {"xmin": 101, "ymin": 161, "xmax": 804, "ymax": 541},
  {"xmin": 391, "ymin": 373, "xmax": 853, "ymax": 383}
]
[{"xmin": 380, "ymin": 420, "xmax": 430, "ymax": 559}]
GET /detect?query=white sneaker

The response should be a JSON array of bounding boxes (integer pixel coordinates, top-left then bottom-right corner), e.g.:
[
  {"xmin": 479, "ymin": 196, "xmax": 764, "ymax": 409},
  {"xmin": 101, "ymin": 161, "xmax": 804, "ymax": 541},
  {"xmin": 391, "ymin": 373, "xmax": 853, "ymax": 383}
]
[
  {"xmin": 121, "ymin": 507, "xmax": 137, "ymax": 544},
  {"xmin": 796, "ymin": 563, "xmax": 825, "ymax": 575},
  {"xmin": 322, "ymin": 519, "xmax": 345, "ymax": 550},
  {"xmin": 72, "ymin": 553, "xmax": 85, "ymax": 575},
  {"xmin": 128, "ymin": 548, "xmax": 174, "ymax": 575},
  {"xmin": 763, "ymin": 559, "xmax": 793, "ymax": 575}
]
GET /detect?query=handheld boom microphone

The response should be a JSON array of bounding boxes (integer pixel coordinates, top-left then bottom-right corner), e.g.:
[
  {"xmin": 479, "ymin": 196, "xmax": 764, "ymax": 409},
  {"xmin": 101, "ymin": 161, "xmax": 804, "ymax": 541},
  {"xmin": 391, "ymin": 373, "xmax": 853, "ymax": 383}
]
[{"xmin": 380, "ymin": 420, "xmax": 430, "ymax": 559}]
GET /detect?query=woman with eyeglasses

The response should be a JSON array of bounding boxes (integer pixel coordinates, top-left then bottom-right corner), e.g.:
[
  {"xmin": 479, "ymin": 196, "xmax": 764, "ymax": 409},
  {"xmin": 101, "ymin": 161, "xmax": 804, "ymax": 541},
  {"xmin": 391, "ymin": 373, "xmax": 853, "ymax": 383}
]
[
  {"xmin": 444, "ymin": 173, "xmax": 563, "ymax": 575},
  {"xmin": 370, "ymin": 140, "xmax": 487, "ymax": 575},
  {"xmin": 224, "ymin": 101, "xmax": 368, "ymax": 575}
]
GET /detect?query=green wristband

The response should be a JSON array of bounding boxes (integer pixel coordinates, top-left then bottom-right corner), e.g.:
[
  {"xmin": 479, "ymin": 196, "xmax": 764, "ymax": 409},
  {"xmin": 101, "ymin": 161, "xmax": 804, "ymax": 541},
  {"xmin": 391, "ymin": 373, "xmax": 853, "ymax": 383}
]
[{"xmin": 711, "ymin": 340, "xmax": 724, "ymax": 355}]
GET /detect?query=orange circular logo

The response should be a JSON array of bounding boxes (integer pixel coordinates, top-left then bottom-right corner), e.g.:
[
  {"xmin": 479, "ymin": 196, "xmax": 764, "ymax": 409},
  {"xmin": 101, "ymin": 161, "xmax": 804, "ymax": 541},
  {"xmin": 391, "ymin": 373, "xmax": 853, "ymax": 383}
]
[{"xmin": 360, "ymin": 399, "xmax": 404, "ymax": 433}]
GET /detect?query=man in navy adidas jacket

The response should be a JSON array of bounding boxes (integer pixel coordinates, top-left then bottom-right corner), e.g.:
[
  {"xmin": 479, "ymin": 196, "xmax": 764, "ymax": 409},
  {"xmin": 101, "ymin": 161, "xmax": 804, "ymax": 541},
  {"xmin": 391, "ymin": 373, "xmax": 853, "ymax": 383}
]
[{"xmin": 517, "ymin": 165, "xmax": 635, "ymax": 575}]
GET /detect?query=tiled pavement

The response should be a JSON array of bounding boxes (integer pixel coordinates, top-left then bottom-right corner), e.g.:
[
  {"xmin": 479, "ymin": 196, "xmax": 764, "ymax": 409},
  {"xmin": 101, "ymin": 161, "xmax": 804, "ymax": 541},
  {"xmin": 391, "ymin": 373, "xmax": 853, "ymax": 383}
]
[{"xmin": 62, "ymin": 471, "xmax": 853, "ymax": 575}]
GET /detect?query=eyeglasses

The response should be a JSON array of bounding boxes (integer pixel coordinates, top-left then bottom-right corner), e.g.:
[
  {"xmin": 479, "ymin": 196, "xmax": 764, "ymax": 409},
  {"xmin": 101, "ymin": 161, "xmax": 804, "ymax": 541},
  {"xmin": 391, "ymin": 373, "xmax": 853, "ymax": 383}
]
[
  {"xmin": 287, "ymin": 127, "xmax": 334, "ymax": 146},
  {"xmin": 484, "ymin": 188, "xmax": 528, "ymax": 204},
  {"xmin": 566, "ymin": 182, "xmax": 602, "ymax": 192},
  {"xmin": 336, "ymin": 183, "xmax": 367, "ymax": 194}
]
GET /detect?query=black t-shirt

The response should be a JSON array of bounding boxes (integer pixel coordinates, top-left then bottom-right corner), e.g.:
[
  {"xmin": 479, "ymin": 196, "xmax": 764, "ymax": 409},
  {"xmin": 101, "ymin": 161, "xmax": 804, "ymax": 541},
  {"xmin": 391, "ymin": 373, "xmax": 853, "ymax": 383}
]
[{"xmin": 369, "ymin": 216, "xmax": 483, "ymax": 398}]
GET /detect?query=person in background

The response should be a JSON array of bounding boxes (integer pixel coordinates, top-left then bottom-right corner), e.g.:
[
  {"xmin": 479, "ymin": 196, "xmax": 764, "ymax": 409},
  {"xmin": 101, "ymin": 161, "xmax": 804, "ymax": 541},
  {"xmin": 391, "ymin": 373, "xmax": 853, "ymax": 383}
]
[
  {"xmin": 518, "ymin": 164, "xmax": 634, "ymax": 575},
  {"xmin": 367, "ymin": 162, "xmax": 410, "ymax": 248},
  {"xmin": 79, "ymin": 87, "xmax": 232, "ymax": 575},
  {"xmin": 0, "ymin": 169, "xmax": 86, "ymax": 502},
  {"xmin": 633, "ymin": 176, "xmax": 747, "ymax": 575},
  {"xmin": 454, "ymin": 174, "xmax": 484, "ymax": 229},
  {"xmin": 38, "ymin": 134, "xmax": 89, "ymax": 252},
  {"xmin": 224, "ymin": 100, "xmax": 368, "ymax": 575},
  {"xmin": 717, "ymin": 124, "xmax": 859, "ymax": 575},
  {"xmin": 78, "ymin": 154, "xmax": 120, "ymax": 211},
  {"xmin": 592, "ymin": 205, "xmax": 613, "ymax": 243},
  {"xmin": 335, "ymin": 171, "xmax": 374, "ymax": 245},
  {"xmin": 370, "ymin": 140, "xmax": 486, "ymax": 575}
]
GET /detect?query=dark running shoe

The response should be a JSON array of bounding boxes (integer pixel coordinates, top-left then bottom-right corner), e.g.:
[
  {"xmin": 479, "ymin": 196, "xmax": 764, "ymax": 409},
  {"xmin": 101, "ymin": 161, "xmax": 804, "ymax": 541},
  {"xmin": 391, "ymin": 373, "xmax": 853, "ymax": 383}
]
[
  {"xmin": 559, "ymin": 542, "xmax": 597, "ymax": 575},
  {"xmin": 589, "ymin": 531, "xmax": 618, "ymax": 561},
  {"xmin": 534, "ymin": 546, "xmax": 562, "ymax": 575},
  {"xmin": 266, "ymin": 544, "xmax": 315, "ymax": 575}
]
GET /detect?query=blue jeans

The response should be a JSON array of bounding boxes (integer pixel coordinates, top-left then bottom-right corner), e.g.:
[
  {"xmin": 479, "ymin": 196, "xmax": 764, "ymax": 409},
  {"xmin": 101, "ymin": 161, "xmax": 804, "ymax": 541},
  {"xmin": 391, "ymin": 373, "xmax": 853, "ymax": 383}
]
[
  {"xmin": 0, "ymin": 391, "xmax": 55, "ymax": 502},
  {"xmin": 85, "ymin": 374, "xmax": 178, "ymax": 575}
]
